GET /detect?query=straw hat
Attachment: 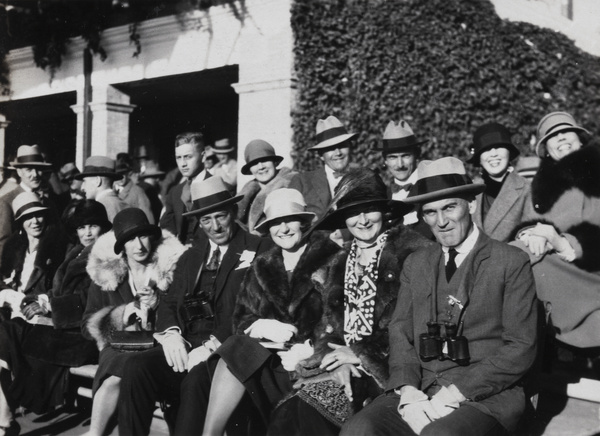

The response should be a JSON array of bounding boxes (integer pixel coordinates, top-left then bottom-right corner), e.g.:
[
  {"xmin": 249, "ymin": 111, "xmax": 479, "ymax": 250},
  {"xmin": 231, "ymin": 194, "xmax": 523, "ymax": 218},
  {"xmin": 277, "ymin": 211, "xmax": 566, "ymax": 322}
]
[
  {"xmin": 212, "ymin": 138, "xmax": 234, "ymax": 154},
  {"xmin": 310, "ymin": 116, "xmax": 358, "ymax": 150},
  {"xmin": 113, "ymin": 208, "xmax": 161, "ymax": 254},
  {"xmin": 254, "ymin": 188, "xmax": 316, "ymax": 233},
  {"xmin": 12, "ymin": 192, "xmax": 48, "ymax": 221},
  {"xmin": 182, "ymin": 176, "xmax": 244, "ymax": 217},
  {"xmin": 535, "ymin": 111, "xmax": 590, "ymax": 157},
  {"xmin": 377, "ymin": 120, "xmax": 427, "ymax": 154},
  {"xmin": 74, "ymin": 156, "xmax": 123, "ymax": 180},
  {"xmin": 10, "ymin": 145, "xmax": 52, "ymax": 168},
  {"xmin": 404, "ymin": 157, "xmax": 485, "ymax": 204}
]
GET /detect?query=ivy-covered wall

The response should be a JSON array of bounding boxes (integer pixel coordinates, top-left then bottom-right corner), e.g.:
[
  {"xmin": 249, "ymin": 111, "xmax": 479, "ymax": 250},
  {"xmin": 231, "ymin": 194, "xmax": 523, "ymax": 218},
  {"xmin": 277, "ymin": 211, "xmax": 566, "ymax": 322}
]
[{"xmin": 290, "ymin": 0, "xmax": 600, "ymax": 172}]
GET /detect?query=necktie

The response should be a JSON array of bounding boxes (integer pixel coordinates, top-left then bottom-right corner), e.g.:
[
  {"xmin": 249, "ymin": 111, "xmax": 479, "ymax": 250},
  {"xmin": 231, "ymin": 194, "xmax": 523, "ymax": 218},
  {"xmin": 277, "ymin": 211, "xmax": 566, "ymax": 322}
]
[
  {"xmin": 391, "ymin": 183, "xmax": 413, "ymax": 194},
  {"xmin": 332, "ymin": 171, "xmax": 344, "ymax": 179},
  {"xmin": 445, "ymin": 248, "xmax": 458, "ymax": 282},
  {"xmin": 205, "ymin": 246, "xmax": 221, "ymax": 272},
  {"xmin": 181, "ymin": 179, "xmax": 192, "ymax": 211}
]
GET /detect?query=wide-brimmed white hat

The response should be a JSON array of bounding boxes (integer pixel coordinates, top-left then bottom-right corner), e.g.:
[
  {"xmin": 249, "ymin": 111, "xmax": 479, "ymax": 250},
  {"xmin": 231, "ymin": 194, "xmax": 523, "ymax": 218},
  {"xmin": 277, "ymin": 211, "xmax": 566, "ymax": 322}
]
[
  {"xmin": 254, "ymin": 188, "xmax": 316, "ymax": 233},
  {"xmin": 10, "ymin": 145, "xmax": 52, "ymax": 169},
  {"xmin": 12, "ymin": 191, "xmax": 48, "ymax": 221},
  {"xmin": 182, "ymin": 176, "xmax": 244, "ymax": 217},
  {"xmin": 309, "ymin": 116, "xmax": 358, "ymax": 150},
  {"xmin": 404, "ymin": 157, "xmax": 485, "ymax": 204}
]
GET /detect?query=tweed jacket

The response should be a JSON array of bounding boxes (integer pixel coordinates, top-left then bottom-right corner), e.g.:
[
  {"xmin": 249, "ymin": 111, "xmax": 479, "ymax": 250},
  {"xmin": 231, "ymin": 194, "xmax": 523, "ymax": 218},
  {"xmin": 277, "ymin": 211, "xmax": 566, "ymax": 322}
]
[
  {"xmin": 288, "ymin": 167, "xmax": 332, "ymax": 219},
  {"xmin": 473, "ymin": 170, "xmax": 530, "ymax": 242},
  {"xmin": 156, "ymin": 225, "xmax": 270, "ymax": 347},
  {"xmin": 387, "ymin": 230, "xmax": 538, "ymax": 431},
  {"xmin": 298, "ymin": 224, "xmax": 433, "ymax": 388},
  {"xmin": 96, "ymin": 189, "xmax": 129, "ymax": 223},
  {"xmin": 233, "ymin": 231, "xmax": 341, "ymax": 341},
  {"xmin": 237, "ymin": 167, "xmax": 298, "ymax": 235},
  {"xmin": 82, "ymin": 230, "xmax": 187, "ymax": 350}
]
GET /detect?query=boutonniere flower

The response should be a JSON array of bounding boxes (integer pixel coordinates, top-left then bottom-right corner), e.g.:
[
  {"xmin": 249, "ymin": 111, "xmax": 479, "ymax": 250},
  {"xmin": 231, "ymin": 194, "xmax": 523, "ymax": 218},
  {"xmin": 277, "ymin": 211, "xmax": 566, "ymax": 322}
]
[{"xmin": 235, "ymin": 250, "xmax": 256, "ymax": 270}]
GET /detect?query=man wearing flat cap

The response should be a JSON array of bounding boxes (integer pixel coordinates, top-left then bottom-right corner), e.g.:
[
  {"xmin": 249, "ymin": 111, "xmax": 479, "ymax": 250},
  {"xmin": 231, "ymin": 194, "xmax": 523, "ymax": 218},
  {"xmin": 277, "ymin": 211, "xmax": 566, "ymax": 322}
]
[
  {"xmin": 76, "ymin": 156, "xmax": 129, "ymax": 222},
  {"xmin": 117, "ymin": 176, "xmax": 270, "ymax": 435},
  {"xmin": 289, "ymin": 116, "xmax": 356, "ymax": 219},
  {"xmin": 341, "ymin": 157, "xmax": 538, "ymax": 436},
  {"xmin": 0, "ymin": 145, "xmax": 60, "ymax": 258}
]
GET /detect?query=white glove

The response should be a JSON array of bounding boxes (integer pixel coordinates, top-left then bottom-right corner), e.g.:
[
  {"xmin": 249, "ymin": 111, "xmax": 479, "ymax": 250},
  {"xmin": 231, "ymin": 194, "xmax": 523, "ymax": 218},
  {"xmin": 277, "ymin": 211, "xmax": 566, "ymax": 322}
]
[
  {"xmin": 187, "ymin": 345, "xmax": 212, "ymax": 370},
  {"xmin": 155, "ymin": 330, "xmax": 189, "ymax": 372},
  {"xmin": 244, "ymin": 319, "xmax": 298, "ymax": 343},
  {"xmin": 396, "ymin": 386, "xmax": 434, "ymax": 435},
  {"xmin": 277, "ymin": 340, "xmax": 314, "ymax": 371},
  {"xmin": 429, "ymin": 385, "xmax": 463, "ymax": 418},
  {"xmin": 0, "ymin": 288, "xmax": 24, "ymax": 310}
]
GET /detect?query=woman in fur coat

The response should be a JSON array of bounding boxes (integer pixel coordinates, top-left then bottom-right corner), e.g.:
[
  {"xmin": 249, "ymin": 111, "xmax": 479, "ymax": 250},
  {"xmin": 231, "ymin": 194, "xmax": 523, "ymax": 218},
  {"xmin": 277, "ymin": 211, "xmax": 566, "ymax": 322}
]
[
  {"xmin": 268, "ymin": 168, "xmax": 433, "ymax": 436},
  {"xmin": 82, "ymin": 208, "xmax": 186, "ymax": 436},
  {"xmin": 516, "ymin": 111, "xmax": 600, "ymax": 348},
  {"xmin": 177, "ymin": 189, "xmax": 340, "ymax": 436},
  {"xmin": 237, "ymin": 139, "xmax": 298, "ymax": 235},
  {"xmin": 0, "ymin": 192, "xmax": 69, "ymax": 433}
]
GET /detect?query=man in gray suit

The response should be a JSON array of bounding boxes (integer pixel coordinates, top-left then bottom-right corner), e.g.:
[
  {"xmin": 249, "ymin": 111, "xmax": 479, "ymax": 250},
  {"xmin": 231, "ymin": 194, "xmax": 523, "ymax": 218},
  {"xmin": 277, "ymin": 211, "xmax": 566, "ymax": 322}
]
[
  {"xmin": 289, "ymin": 116, "xmax": 356, "ymax": 219},
  {"xmin": 342, "ymin": 157, "xmax": 537, "ymax": 436}
]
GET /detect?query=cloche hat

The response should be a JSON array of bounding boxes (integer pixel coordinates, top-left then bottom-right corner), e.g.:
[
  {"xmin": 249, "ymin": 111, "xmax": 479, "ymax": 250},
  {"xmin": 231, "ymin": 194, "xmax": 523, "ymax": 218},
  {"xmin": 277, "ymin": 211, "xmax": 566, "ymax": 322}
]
[
  {"xmin": 113, "ymin": 208, "xmax": 161, "ymax": 254},
  {"xmin": 254, "ymin": 188, "xmax": 316, "ymax": 233},
  {"xmin": 467, "ymin": 122, "xmax": 520, "ymax": 165},
  {"xmin": 12, "ymin": 191, "xmax": 48, "ymax": 221},
  {"xmin": 241, "ymin": 140, "xmax": 284, "ymax": 175},
  {"xmin": 535, "ymin": 111, "xmax": 590, "ymax": 157}
]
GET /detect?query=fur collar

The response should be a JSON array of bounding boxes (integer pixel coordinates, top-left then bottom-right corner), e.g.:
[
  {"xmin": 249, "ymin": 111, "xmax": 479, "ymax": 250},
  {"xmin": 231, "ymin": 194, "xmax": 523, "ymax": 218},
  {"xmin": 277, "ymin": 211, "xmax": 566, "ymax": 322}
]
[
  {"xmin": 532, "ymin": 146, "xmax": 600, "ymax": 214},
  {"xmin": 87, "ymin": 230, "xmax": 187, "ymax": 292}
]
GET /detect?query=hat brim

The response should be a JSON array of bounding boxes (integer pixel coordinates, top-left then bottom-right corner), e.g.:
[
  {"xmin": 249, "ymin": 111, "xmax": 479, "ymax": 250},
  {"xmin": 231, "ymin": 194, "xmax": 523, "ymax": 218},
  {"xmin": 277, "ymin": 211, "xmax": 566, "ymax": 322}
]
[
  {"xmin": 15, "ymin": 205, "xmax": 49, "ymax": 222},
  {"xmin": 309, "ymin": 133, "xmax": 358, "ymax": 151},
  {"xmin": 403, "ymin": 183, "xmax": 485, "ymax": 204},
  {"xmin": 535, "ymin": 126, "xmax": 591, "ymax": 157},
  {"xmin": 74, "ymin": 172, "xmax": 124, "ymax": 181},
  {"xmin": 254, "ymin": 211, "xmax": 316, "ymax": 234},
  {"xmin": 10, "ymin": 162, "xmax": 52, "ymax": 168},
  {"xmin": 114, "ymin": 224, "xmax": 161, "ymax": 254},
  {"xmin": 467, "ymin": 143, "xmax": 520, "ymax": 165},
  {"xmin": 213, "ymin": 147, "xmax": 235, "ymax": 154},
  {"xmin": 241, "ymin": 156, "xmax": 284, "ymax": 175},
  {"xmin": 139, "ymin": 171, "xmax": 166, "ymax": 179},
  {"xmin": 316, "ymin": 198, "xmax": 413, "ymax": 231},
  {"xmin": 182, "ymin": 194, "xmax": 244, "ymax": 217}
]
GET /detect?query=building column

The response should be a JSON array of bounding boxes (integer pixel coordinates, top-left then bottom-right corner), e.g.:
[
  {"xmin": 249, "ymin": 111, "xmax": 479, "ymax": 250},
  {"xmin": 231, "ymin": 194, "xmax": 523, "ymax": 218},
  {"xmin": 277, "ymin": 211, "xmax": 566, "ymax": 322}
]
[{"xmin": 0, "ymin": 114, "xmax": 10, "ymax": 171}]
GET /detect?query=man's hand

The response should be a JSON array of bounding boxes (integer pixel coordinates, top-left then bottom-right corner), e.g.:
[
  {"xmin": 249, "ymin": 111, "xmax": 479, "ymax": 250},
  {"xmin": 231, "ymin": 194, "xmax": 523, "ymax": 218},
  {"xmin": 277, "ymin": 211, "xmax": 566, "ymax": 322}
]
[
  {"xmin": 157, "ymin": 331, "xmax": 188, "ymax": 372},
  {"xmin": 429, "ymin": 385, "xmax": 463, "ymax": 419},
  {"xmin": 400, "ymin": 400, "xmax": 440, "ymax": 435},
  {"xmin": 22, "ymin": 301, "xmax": 44, "ymax": 320},
  {"xmin": 244, "ymin": 319, "xmax": 298, "ymax": 343},
  {"xmin": 319, "ymin": 343, "xmax": 361, "ymax": 371},
  {"xmin": 329, "ymin": 363, "xmax": 362, "ymax": 401}
]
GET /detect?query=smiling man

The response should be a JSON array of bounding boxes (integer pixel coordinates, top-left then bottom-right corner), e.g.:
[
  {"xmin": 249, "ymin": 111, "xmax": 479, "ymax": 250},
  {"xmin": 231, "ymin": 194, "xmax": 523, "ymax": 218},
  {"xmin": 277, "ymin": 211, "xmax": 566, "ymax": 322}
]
[
  {"xmin": 160, "ymin": 132, "xmax": 211, "ymax": 244},
  {"xmin": 289, "ymin": 116, "xmax": 356, "ymax": 219},
  {"xmin": 117, "ymin": 176, "xmax": 270, "ymax": 435},
  {"xmin": 341, "ymin": 157, "xmax": 538, "ymax": 436}
]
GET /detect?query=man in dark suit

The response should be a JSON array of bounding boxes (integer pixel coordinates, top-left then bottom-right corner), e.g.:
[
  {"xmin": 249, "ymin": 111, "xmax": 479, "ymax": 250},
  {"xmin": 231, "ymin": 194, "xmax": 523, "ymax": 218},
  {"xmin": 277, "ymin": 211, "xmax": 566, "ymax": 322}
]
[
  {"xmin": 0, "ymin": 145, "xmax": 60, "ymax": 258},
  {"xmin": 289, "ymin": 116, "xmax": 356, "ymax": 219},
  {"xmin": 118, "ymin": 176, "xmax": 269, "ymax": 435},
  {"xmin": 160, "ymin": 132, "xmax": 212, "ymax": 244},
  {"xmin": 342, "ymin": 157, "xmax": 538, "ymax": 436}
]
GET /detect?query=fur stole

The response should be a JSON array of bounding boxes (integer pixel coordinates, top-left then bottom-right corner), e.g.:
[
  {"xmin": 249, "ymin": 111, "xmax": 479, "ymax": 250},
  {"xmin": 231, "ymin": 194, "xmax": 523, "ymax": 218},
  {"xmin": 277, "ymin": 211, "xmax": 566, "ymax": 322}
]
[
  {"xmin": 233, "ymin": 231, "xmax": 341, "ymax": 339},
  {"xmin": 532, "ymin": 146, "xmax": 600, "ymax": 214},
  {"xmin": 300, "ymin": 224, "xmax": 433, "ymax": 387},
  {"xmin": 237, "ymin": 167, "xmax": 298, "ymax": 234},
  {"xmin": 87, "ymin": 229, "xmax": 187, "ymax": 293}
]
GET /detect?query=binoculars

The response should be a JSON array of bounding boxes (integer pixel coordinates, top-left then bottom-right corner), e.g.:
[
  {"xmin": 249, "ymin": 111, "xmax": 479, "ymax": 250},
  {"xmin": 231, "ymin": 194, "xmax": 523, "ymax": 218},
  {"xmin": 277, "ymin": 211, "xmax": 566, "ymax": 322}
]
[
  {"xmin": 182, "ymin": 294, "xmax": 215, "ymax": 323},
  {"xmin": 419, "ymin": 321, "xmax": 470, "ymax": 365}
]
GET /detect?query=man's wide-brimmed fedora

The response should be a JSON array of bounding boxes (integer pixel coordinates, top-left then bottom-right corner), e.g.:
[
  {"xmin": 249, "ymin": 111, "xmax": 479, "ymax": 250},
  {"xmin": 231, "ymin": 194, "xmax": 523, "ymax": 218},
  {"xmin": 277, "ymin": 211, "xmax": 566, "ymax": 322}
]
[
  {"xmin": 254, "ymin": 188, "xmax": 316, "ymax": 233},
  {"xmin": 309, "ymin": 116, "xmax": 358, "ymax": 151},
  {"xmin": 10, "ymin": 145, "xmax": 52, "ymax": 169},
  {"xmin": 59, "ymin": 162, "xmax": 81, "ymax": 183},
  {"xmin": 139, "ymin": 161, "xmax": 165, "ymax": 179},
  {"xmin": 241, "ymin": 140, "xmax": 284, "ymax": 175},
  {"xmin": 182, "ymin": 176, "xmax": 244, "ymax": 217},
  {"xmin": 113, "ymin": 208, "xmax": 161, "ymax": 254},
  {"xmin": 12, "ymin": 191, "xmax": 48, "ymax": 221},
  {"xmin": 535, "ymin": 111, "xmax": 590, "ymax": 157},
  {"xmin": 376, "ymin": 120, "xmax": 427, "ymax": 154},
  {"xmin": 317, "ymin": 168, "xmax": 413, "ymax": 231},
  {"xmin": 74, "ymin": 156, "xmax": 123, "ymax": 180},
  {"xmin": 467, "ymin": 122, "xmax": 520, "ymax": 165},
  {"xmin": 404, "ymin": 157, "xmax": 485, "ymax": 204},
  {"xmin": 212, "ymin": 138, "xmax": 234, "ymax": 154}
]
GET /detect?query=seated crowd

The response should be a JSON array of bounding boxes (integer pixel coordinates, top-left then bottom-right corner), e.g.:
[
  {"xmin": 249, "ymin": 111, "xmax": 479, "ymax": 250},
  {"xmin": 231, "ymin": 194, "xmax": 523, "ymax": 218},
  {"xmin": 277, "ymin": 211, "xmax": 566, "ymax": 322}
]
[{"xmin": 0, "ymin": 110, "xmax": 597, "ymax": 436}]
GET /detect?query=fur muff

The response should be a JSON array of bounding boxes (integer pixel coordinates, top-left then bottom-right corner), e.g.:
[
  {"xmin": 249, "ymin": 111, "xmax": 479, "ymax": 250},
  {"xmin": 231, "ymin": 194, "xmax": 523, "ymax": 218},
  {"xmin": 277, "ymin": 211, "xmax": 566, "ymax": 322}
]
[
  {"xmin": 233, "ymin": 231, "xmax": 341, "ymax": 341},
  {"xmin": 532, "ymin": 146, "xmax": 600, "ymax": 214},
  {"xmin": 298, "ymin": 224, "xmax": 434, "ymax": 388},
  {"xmin": 237, "ymin": 167, "xmax": 298, "ymax": 235},
  {"xmin": 85, "ymin": 230, "xmax": 187, "ymax": 350}
]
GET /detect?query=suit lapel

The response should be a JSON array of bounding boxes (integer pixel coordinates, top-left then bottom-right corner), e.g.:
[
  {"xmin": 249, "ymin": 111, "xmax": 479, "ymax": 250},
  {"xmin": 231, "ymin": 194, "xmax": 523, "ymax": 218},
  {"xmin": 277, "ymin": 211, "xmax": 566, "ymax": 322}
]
[
  {"xmin": 189, "ymin": 238, "xmax": 210, "ymax": 291},
  {"xmin": 455, "ymin": 231, "xmax": 492, "ymax": 313},
  {"xmin": 484, "ymin": 172, "xmax": 525, "ymax": 233},
  {"xmin": 213, "ymin": 227, "xmax": 244, "ymax": 301},
  {"xmin": 312, "ymin": 168, "xmax": 332, "ymax": 210},
  {"xmin": 423, "ymin": 246, "xmax": 443, "ymax": 318}
]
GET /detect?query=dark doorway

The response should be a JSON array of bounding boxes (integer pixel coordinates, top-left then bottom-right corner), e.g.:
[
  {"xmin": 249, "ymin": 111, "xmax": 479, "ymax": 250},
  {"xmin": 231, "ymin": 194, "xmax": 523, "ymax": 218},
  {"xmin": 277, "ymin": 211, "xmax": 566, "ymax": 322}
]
[
  {"xmin": 116, "ymin": 65, "xmax": 239, "ymax": 173},
  {"xmin": 0, "ymin": 91, "xmax": 77, "ymax": 166}
]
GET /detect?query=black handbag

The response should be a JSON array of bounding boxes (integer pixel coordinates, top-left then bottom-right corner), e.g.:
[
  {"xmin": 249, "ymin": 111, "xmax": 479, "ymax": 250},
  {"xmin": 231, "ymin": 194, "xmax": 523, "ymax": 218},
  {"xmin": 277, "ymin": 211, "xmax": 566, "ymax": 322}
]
[{"xmin": 109, "ymin": 330, "xmax": 155, "ymax": 352}]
